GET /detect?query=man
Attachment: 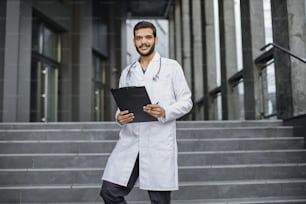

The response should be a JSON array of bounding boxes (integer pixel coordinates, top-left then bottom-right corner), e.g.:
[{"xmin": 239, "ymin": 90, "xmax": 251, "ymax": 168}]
[{"xmin": 100, "ymin": 21, "xmax": 192, "ymax": 204}]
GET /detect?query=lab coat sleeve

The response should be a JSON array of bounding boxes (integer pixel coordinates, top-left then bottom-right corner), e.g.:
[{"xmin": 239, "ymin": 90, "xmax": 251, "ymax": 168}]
[
  {"xmin": 159, "ymin": 63, "xmax": 193, "ymax": 123},
  {"xmin": 114, "ymin": 108, "xmax": 123, "ymax": 127},
  {"xmin": 114, "ymin": 70, "xmax": 127, "ymax": 127}
]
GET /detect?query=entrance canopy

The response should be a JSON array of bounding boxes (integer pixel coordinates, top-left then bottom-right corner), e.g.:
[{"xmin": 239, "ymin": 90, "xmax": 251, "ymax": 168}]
[{"xmin": 126, "ymin": 0, "xmax": 173, "ymax": 18}]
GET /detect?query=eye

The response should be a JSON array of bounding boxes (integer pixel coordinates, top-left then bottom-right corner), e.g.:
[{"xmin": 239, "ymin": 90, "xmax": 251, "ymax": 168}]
[
  {"xmin": 145, "ymin": 35, "xmax": 153, "ymax": 40},
  {"xmin": 135, "ymin": 36, "xmax": 142, "ymax": 41}
]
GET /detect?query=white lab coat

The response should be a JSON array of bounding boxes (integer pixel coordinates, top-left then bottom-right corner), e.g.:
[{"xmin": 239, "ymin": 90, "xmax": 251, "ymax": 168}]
[{"xmin": 102, "ymin": 52, "xmax": 192, "ymax": 191}]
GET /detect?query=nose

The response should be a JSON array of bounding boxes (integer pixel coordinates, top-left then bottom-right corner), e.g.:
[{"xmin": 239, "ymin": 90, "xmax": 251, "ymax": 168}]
[{"xmin": 140, "ymin": 38, "xmax": 147, "ymax": 44}]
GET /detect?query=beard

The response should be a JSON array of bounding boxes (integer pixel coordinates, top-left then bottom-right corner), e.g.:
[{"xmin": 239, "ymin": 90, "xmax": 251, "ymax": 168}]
[{"xmin": 135, "ymin": 43, "xmax": 155, "ymax": 57}]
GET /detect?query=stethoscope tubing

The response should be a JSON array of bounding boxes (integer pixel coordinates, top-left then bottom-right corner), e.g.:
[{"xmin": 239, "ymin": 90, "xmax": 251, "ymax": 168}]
[{"xmin": 126, "ymin": 58, "xmax": 161, "ymax": 81}]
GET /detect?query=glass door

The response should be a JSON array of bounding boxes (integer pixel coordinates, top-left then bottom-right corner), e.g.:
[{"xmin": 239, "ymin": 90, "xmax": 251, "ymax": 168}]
[
  {"xmin": 31, "ymin": 60, "xmax": 58, "ymax": 122},
  {"xmin": 31, "ymin": 14, "xmax": 61, "ymax": 122},
  {"xmin": 93, "ymin": 52, "xmax": 107, "ymax": 121}
]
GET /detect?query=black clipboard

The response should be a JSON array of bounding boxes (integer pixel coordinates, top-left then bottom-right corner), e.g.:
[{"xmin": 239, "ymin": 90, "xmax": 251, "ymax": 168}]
[{"xmin": 110, "ymin": 86, "xmax": 157, "ymax": 123}]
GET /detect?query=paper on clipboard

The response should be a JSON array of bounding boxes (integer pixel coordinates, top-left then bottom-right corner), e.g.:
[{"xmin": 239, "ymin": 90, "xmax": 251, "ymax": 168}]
[{"xmin": 110, "ymin": 86, "xmax": 157, "ymax": 123}]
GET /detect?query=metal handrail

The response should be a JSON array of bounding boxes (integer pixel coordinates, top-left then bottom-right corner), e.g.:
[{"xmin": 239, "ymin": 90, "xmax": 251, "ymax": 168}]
[
  {"xmin": 228, "ymin": 70, "xmax": 243, "ymax": 87},
  {"xmin": 260, "ymin": 43, "xmax": 306, "ymax": 63}
]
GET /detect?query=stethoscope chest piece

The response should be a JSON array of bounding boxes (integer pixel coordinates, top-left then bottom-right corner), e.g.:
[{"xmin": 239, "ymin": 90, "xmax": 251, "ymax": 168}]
[{"xmin": 153, "ymin": 74, "xmax": 159, "ymax": 81}]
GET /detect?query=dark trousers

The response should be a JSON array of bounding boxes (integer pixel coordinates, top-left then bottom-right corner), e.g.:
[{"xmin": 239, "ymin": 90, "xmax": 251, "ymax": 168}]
[{"xmin": 100, "ymin": 156, "xmax": 171, "ymax": 204}]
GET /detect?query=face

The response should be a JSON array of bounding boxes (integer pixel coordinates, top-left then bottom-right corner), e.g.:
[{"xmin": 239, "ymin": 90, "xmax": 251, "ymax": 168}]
[{"xmin": 134, "ymin": 28, "xmax": 158, "ymax": 57}]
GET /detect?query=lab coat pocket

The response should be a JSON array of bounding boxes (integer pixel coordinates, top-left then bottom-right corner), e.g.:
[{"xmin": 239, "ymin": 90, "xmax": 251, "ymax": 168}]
[
  {"xmin": 153, "ymin": 79, "xmax": 173, "ymax": 104},
  {"xmin": 148, "ymin": 123, "xmax": 174, "ymax": 152}
]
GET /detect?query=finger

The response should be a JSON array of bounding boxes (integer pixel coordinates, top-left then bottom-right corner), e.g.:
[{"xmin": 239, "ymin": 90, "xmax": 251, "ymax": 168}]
[
  {"xmin": 144, "ymin": 104, "xmax": 160, "ymax": 110},
  {"xmin": 119, "ymin": 113, "xmax": 134, "ymax": 124},
  {"xmin": 120, "ymin": 110, "xmax": 129, "ymax": 115},
  {"xmin": 150, "ymin": 107, "xmax": 165, "ymax": 118},
  {"xmin": 121, "ymin": 113, "xmax": 134, "ymax": 120},
  {"xmin": 122, "ymin": 113, "xmax": 134, "ymax": 121},
  {"xmin": 150, "ymin": 110, "xmax": 160, "ymax": 117},
  {"xmin": 143, "ymin": 109, "xmax": 158, "ymax": 118},
  {"xmin": 143, "ymin": 107, "xmax": 151, "ymax": 112},
  {"xmin": 145, "ymin": 104, "xmax": 159, "ymax": 109}
]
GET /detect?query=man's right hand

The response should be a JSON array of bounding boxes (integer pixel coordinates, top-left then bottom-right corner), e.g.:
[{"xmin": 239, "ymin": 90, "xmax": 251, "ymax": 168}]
[{"xmin": 117, "ymin": 110, "xmax": 134, "ymax": 125}]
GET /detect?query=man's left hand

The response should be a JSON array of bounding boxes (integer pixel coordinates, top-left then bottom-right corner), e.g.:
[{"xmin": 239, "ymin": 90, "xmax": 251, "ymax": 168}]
[{"xmin": 143, "ymin": 104, "xmax": 165, "ymax": 118}]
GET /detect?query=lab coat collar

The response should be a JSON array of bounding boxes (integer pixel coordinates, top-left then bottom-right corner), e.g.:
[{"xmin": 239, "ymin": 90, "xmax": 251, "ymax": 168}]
[
  {"xmin": 137, "ymin": 52, "xmax": 161, "ymax": 64},
  {"xmin": 135, "ymin": 52, "xmax": 161, "ymax": 75},
  {"xmin": 151, "ymin": 52, "xmax": 161, "ymax": 62}
]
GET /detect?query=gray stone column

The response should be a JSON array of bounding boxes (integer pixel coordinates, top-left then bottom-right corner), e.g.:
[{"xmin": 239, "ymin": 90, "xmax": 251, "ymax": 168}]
[
  {"xmin": 60, "ymin": 32, "xmax": 73, "ymax": 121},
  {"xmin": 240, "ymin": 0, "xmax": 265, "ymax": 119},
  {"xmin": 200, "ymin": 0, "xmax": 208, "ymax": 120},
  {"xmin": 191, "ymin": 0, "xmax": 204, "ymax": 120},
  {"xmin": 71, "ymin": 2, "xmax": 81, "ymax": 121},
  {"xmin": 287, "ymin": 0, "xmax": 306, "ymax": 116},
  {"xmin": 108, "ymin": 0, "xmax": 125, "ymax": 117},
  {"xmin": 181, "ymin": 0, "xmax": 192, "ymax": 85},
  {"xmin": 219, "ymin": 0, "xmax": 240, "ymax": 120},
  {"xmin": 2, "ymin": 0, "xmax": 32, "ymax": 122},
  {"xmin": 16, "ymin": 0, "xmax": 32, "ymax": 122},
  {"xmin": 218, "ymin": 0, "xmax": 228, "ymax": 120},
  {"xmin": 270, "ymin": 0, "xmax": 293, "ymax": 119},
  {"xmin": 2, "ymin": 0, "xmax": 20, "ymax": 121},
  {"xmin": 78, "ymin": 0, "xmax": 93, "ymax": 121},
  {"xmin": 174, "ymin": 0, "xmax": 183, "ymax": 65},
  {"xmin": 168, "ymin": 12, "xmax": 175, "ymax": 60},
  {"xmin": 181, "ymin": 0, "xmax": 194, "ymax": 118},
  {"xmin": 271, "ymin": 0, "xmax": 306, "ymax": 118},
  {"xmin": 205, "ymin": 0, "xmax": 218, "ymax": 120},
  {"xmin": 0, "ymin": 0, "xmax": 7, "ymax": 121}
]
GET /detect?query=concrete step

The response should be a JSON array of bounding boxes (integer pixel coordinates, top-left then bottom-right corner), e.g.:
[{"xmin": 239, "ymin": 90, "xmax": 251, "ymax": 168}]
[
  {"xmin": 179, "ymin": 150, "xmax": 306, "ymax": 166},
  {"xmin": 0, "ymin": 129, "xmax": 120, "ymax": 140},
  {"xmin": 178, "ymin": 163, "xmax": 306, "ymax": 182},
  {"xmin": 0, "ymin": 126, "xmax": 295, "ymax": 141},
  {"xmin": 0, "ymin": 121, "xmax": 304, "ymax": 203},
  {"xmin": 171, "ymin": 179, "xmax": 306, "ymax": 200},
  {"xmin": 177, "ymin": 120, "xmax": 284, "ymax": 128},
  {"xmin": 0, "ymin": 122, "xmax": 119, "ymax": 130},
  {"xmin": 1, "ymin": 179, "xmax": 306, "ymax": 202},
  {"xmin": 0, "ymin": 120, "xmax": 283, "ymax": 130},
  {"xmin": 0, "ymin": 137, "xmax": 303, "ymax": 154},
  {"xmin": 178, "ymin": 137, "xmax": 304, "ymax": 151},
  {"xmin": 14, "ymin": 196, "xmax": 306, "ymax": 204},
  {"xmin": 1, "ymin": 150, "xmax": 306, "ymax": 169},
  {"xmin": 0, "ymin": 140, "xmax": 117, "ymax": 154},
  {"xmin": 177, "ymin": 126, "xmax": 295, "ymax": 138},
  {"xmin": 171, "ymin": 196, "xmax": 306, "ymax": 204},
  {"xmin": 1, "ymin": 163, "xmax": 306, "ymax": 185}
]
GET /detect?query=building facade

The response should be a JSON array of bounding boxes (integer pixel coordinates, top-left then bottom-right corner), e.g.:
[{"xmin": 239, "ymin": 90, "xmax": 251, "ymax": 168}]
[{"xmin": 0, "ymin": 0, "xmax": 305, "ymax": 122}]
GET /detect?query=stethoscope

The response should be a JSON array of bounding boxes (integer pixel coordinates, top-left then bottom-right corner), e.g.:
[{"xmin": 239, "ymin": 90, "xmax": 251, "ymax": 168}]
[{"xmin": 126, "ymin": 58, "xmax": 161, "ymax": 81}]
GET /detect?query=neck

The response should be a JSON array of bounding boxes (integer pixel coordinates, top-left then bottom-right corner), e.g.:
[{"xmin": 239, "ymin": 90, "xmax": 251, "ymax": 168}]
[{"xmin": 139, "ymin": 52, "xmax": 156, "ymax": 65}]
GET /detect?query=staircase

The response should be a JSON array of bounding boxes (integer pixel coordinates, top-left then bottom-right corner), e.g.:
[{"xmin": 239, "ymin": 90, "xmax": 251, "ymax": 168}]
[{"xmin": 0, "ymin": 120, "xmax": 306, "ymax": 203}]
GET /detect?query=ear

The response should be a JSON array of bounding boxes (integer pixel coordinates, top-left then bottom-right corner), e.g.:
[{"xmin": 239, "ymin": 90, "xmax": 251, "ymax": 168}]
[{"xmin": 155, "ymin": 36, "xmax": 159, "ymax": 45}]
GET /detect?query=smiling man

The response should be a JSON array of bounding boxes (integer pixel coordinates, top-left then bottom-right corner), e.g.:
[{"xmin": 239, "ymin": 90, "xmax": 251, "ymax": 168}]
[{"xmin": 100, "ymin": 21, "xmax": 193, "ymax": 204}]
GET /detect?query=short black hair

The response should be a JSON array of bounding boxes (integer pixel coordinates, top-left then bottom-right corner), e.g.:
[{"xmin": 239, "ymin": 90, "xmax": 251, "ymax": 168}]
[{"xmin": 133, "ymin": 21, "xmax": 157, "ymax": 37}]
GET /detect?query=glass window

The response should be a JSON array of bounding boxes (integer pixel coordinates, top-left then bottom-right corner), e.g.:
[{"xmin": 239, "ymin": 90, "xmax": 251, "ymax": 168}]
[
  {"xmin": 32, "ymin": 16, "xmax": 61, "ymax": 63},
  {"xmin": 216, "ymin": 93, "xmax": 222, "ymax": 120},
  {"xmin": 259, "ymin": 61, "xmax": 277, "ymax": 119},
  {"xmin": 32, "ymin": 17, "xmax": 41, "ymax": 53},
  {"xmin": 238, "ymin": 82, "xmax": 245, "ymax": 120},
  {"xmin": 43, "ymin": 26, "xmax": 60, "ymax": 62}
]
